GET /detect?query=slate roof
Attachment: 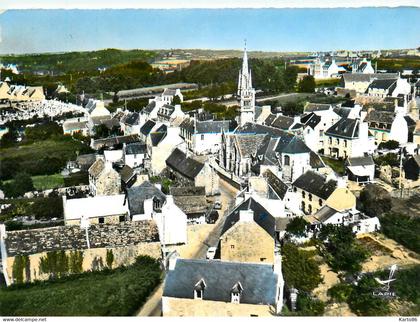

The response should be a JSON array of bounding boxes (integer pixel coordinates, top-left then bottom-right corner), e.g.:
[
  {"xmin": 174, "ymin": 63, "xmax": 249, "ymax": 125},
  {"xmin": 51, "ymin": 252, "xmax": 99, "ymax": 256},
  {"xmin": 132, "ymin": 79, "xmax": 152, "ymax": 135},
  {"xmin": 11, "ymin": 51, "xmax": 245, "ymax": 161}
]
[
  {"xmin": 120, "ymin": 165, "xmax": 135, "ymax": 184},
  {"xmin": 275, "ymin": 217, "xmax": 292, "ymax": 232},
  {"xmin": 173, "ymin": 195, "xmax": 208, "ymax": 214},
  {"xmin": 271, "ymin": 115, "xmax": 296, "ymax": 130},
  {"xmin": 333, "ymin": 107, "xmax": 352, "ymax": 119},
  {"xmin": 293, "ymin": 170, "xmax": 337, "ymax": 200},
  {"xmin": 342, "ymin": 73, "xmax": 398, "ymax": 83},
  {"xmin": 275, "ymin": 136, "xmax": 311, "ymax": 154},
  {"xmin": 125, "ymin": 142, "xmax": 147, "ymax": 155},
  {"xmin": 76, "ymin": 154, "xmax": 97, "ymax": 169},
  {"xmin": 163, "ymin": 259, "xmax": 278, "ymax": 305},
  {"xmin": 162, "ymin": 88, "xmax": 177, "ymax": 96},
  {"xmin": 150, "ymin": 125, "xmax": 168, "ymax": 146},
  {"xmin": 196, "ymin": 120, "xmax": 231, "ymax": 134},
  {"xmin": 405, "ymin": 116, "xmax": 416, "ymax": 127},
  {"xmin": 140, "ymin": 120, "xmax": 156, "ymax": 136},
  {"xmin": 263, "ymin": 114, "xmax": 276, "ymax": 126},
  {"xmin": 180, "ymin": 118, "xmax": 194, "ymax": 132},
  {"xmin": 312, "ymin": 205, "xmax": 338, "ymax": 223},
  {"xmin": 367, "ymin": 78, "xmax": 397, "ymax": 91},
  {"xmin": 166, "ymin": 148, "xmax": 204, "ymax": 180},
  {"xmin": 263, "ymin": 170, "xmax": 289, "ymax": 199},
  {"xmin": 346, "ymin": 155, "xmax": 374, "ymax": 167},
  {"xmin": 124, "ymin": 112, "xmax": 139, "ymax": 125},
  {"xmin": 143, "ymin": 101, "xmax": 156, "ymax": 114},
  {"xmin": 92, "ymin": 135, "xmax": 140, "ymax": 150},
  {"xmin": 169, "ymin": 186, "xmax": 206, "ymax": 196},
  {"xmin": 235, "ymin": 134, "xmax": 267, "ymax": 158},
  {"xmin": 127, "ymin": 181, "xmax": 166, "ymax": 215},
  {"xmin": 301, "ymin": 113, "xmax": 321, "ymax": 129},
  {"xmin": 310, "ymin": 151, "xmax": 326, "ymax": 169},
  {"xmin": 365, "ymin": 110, "xmax": 394, "ymax": 125},
  {"xmin": 325, "ymin": 118, "xmax": 359, "ymax": 139},
  {"xmin": 304, "ymin": 103, "xmax": 331, "ymax": 113},
  {"xmin": 221, "ymin": 197, "xmax": 275, "ymax": 237},
  {"xmin": 235, "ymin": 122, "xmax": 290, "ymax": 138}
]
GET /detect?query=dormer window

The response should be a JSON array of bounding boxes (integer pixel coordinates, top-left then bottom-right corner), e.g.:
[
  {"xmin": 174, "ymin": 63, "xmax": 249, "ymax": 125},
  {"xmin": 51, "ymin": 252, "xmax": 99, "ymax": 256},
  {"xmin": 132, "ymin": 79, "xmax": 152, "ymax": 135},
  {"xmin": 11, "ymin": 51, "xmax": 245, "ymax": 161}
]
[
  {"xmin": 194, "ymin": 279, "xmax": 206, "ymax": 300},
  {"xmin": 231, "ymin": 282, "xmax": 243, "ymax": 304},
  {"xmin": 153, "ymin": 197, "xmax": 161, "ymax": 211}
]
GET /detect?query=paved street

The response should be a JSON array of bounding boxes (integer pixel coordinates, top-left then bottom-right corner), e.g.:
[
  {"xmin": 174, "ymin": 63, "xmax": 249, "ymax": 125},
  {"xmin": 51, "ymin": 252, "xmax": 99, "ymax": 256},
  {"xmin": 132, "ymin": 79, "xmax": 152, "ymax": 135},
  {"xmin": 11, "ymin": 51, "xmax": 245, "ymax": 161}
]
[{"xmin": 136, "ymin": 178, "xmax": 238, "ymax": 316}]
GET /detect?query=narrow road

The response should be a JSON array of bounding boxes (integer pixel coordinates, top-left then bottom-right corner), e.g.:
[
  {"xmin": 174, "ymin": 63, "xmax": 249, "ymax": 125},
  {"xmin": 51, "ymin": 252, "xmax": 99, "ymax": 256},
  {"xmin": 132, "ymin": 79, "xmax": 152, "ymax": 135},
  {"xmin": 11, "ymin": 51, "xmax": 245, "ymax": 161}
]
[{"xmin": 136, "ymin": 178, "xmax": 238, "ymax": 316}]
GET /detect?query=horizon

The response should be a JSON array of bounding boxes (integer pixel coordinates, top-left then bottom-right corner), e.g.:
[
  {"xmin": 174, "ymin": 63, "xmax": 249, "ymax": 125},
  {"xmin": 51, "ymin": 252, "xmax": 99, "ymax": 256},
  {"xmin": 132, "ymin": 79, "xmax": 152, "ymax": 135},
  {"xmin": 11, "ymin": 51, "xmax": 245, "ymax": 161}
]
[{"xmin": 0, "ymin": 8, "xmax": 419, "ymax": 54}]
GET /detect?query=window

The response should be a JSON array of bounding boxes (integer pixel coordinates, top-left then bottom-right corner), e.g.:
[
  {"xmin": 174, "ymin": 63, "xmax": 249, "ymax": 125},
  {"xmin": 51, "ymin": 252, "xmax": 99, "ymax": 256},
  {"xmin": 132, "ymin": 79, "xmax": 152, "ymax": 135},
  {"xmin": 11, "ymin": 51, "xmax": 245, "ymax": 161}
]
[
  {"xmin": 344, "ymin": 140, "xmax": 347, "ymax": 148},
  {"xmin": 301, "ymin": 201, "xmax": 306, "ymax": 212},
  {"xmin": 201, "ymin": 134, "xmax": 204, "ymax": 140},
  {"xmin": 98, "ymin": 217, "xmax": 105, "ymax": 224},
  {"xmin": 309, "ymin": 194, "xmax": 312, "ymax": 201},
  {"xmin": 293, "ymin": 187, "xmax": 297, "ymax": 193},
  {"xmin": 260, "ymin": 258, "xmax": 266, "ymax": 262},
  {"xmin": 319, "ymin": 199, "xmax": 323, "ymax": 207},
  {"xmin": 302, "ymin": 191, "xmax": 306, "ymax": 199},
  {"xmin": 119, "ymin": 215, "xmax": 125, "ymax": 223},
  {"xmin": 308, "ymin": 205, "xmax": 312, "ymax": 214},
  {"xmin": 336, "ymin": 138, "xmax": 340, "ymax": 145},
  {"xmin": 231, "ymin": 245, "xmax": 235, "ymax": 249},
  {"xmin": 231, "ymin": 282, "xmax": 243, "ymax": 304},
  {"xmin": 329, "ymin": 137, "xmax": 332, "ymax": 144},
  {"xmin": 284, "ymin": 155, "xmax": 290, "ymax": 166},
  {"xmin": 194, "ymin": 279, "xmax": 206, "ymax": 300}
]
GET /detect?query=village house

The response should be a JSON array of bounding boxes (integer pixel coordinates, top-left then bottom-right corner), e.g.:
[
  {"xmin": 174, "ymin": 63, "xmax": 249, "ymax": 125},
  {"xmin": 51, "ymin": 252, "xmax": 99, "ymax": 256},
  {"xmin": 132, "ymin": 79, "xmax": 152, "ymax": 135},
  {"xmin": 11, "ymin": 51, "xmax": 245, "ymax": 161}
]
[
  {"xmin": 166, "ymin": 148, "xmax": 219, "ymax": 196},
  {"xmin": 120, "ymin": 165, "xmax": 137, "ymax": 189},
  {"xmin": 292, "ymin": 170, "xmax": 356, "ymax": 215},
  {"xmin": 365, "ymin": 109, "xmax": 416, "ymax": 145},
  {"xmin": 262, "ymin": 113, "xmax": 302, "ymax": 132},
  {"xmin": 88, "ymin": 158, "xmax": 121, "ymax": 196},
  {"xmin": 147, "ymin": 125, "xmax": 186, "ymax": 175},
  {"xmin": 305, "ymin": 205, "xmax": 381, "ymax": 236},
  {"xmin": 345, "ymin": 155, "xmax": 375, "ymax": 184},
  {"xmin": 365, "ymin": 77, "xmax": 411, "ymax": 98},
  {"xmin": 162, "ymin": 256, "xmax": 284, "ymax": 317},
  {"xmin": 157, "ymin": 104, "xmax": 185, "ymax": 124},
  {"xmin": 323, "ymin": 118, "xmax": 375, "ymax": 159},
  {"xmin": 63, "ymin": 194, "xmax": 129, "ymax": 225},
  {"xmin": 126, "ymin": 181, "xmax": 187, "ymax": 245},
  {"xmin": 139, "ymin": 119, "xmax": 157, "ymax": 141},
  {"xmin": 123, "ymin": 141, "xmax": 147, "ymax": 169},
  {"xmin": 340, "ymin": 73, "xmax": 398, "ymax": 95},
  {"xmin": 351, "ymin": 58, "xmax": 375, "ymax": 74},
  {"xmin": 180, "ymin": 118, "xmax": 233, "ymax": 155},
  {"xmin": 121, "ymin": 112, "xmax": 140, "ymax": 135},
  {"xmin": 90, "ymin": 134, "xmax": 140, "ymax": 150},
  {"xmin": 219, "ymin": 197, "xmax": 276, "ymax": 264},
  {"xmin": 308, "ymin": 57, "xmax": 343, "ymax": 79},
  {"xmin": 170, "ymin": 186, "xmax": 208, "ymax": 225},
  {"xmin": 62, "ymin": 116, "xmax": 89, "ymax": 136}
]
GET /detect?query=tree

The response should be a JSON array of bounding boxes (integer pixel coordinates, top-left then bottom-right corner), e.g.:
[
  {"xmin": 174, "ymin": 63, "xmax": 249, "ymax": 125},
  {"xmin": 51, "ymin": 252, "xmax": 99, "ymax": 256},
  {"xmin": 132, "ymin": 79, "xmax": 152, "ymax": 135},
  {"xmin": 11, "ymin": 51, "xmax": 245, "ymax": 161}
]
[
  {"xmin": 296, "ymin": 294, "xmax": 325, "ymax": 316},
  {"xmin": 374, "ymin": 153, "xmax": 399, "ymax": 167},
  {"xmin": 359, "ymin": 184, "xmax": 392, "ymax": 217},
  {"xmin": 298, "ymin": 75, "xmax": 315, "ymax": 93},
  {"xmin": 378, "ymin": 140, "xmax": 400, "ymax": 150},
  {"xmin": 172, "ymin": 95, "xmax": 181, "ymax": 105},
  {"xmin": 3, "ymin": 172, "xmax": 34, "ymax": 198},
  {"xmin": 282, "ymin": 243, "xmax": 323, "ymax": 292},
  {"xmin": 286, "ymin": 217, "xmax": 308, "ymax": 237},
  {"xmin": 318, "ymin": 225, "xmax": 370, "ymax": 274},
  {"xmin": 327, "ymin": 283, "xmax": 353, "ymax": 303}
]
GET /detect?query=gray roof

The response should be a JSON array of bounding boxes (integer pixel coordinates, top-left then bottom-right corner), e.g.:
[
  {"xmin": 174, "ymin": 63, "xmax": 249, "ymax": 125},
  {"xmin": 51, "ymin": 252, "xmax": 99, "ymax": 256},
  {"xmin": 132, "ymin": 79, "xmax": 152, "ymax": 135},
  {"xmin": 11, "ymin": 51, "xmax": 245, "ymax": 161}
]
[
  {"xmin": 325, "ymin": 118, "xmax": 359, "ymax": 139},
  {"xmin": 346, "ymin": 155, "xmax": 374, "ymax": 167},
  {"xmin": 367, "ymin": 78, "xmax": 397, "ymax": 91},
  {"xmin": 342, "ymin": 73, "xmax": 398, "ymax": 83},
  {"xmin": 310, "ymin": 151, "xmax": 326, "ymax": 169},
  {"xmin": 196, "ymin": 120, "xmax": 231, "ymax": 134},
  {"xmin": 150, "ymin": 124, "xmax": 167, "ymax": 146},
  {"xmin": 163, "ymin": 259, "xmax": 278, "ymax": 305},
  {"xmin": 271, "ymin": 115, "xmax": 296, "ymax": 130},
  {"xmin": 166, "ymin": 148, "xmax": 204, "ymax": 180},
  {"xmin": 143, "ymin": 101, "xmax": 156, "ymax": 114},
  {"xmin": 304, "ymin": 103, "xmax": 331, "ymax": 113},
  {"xmin": 235, "ymin": 122, "xmax": 291, "ymax": 138},
  {"xmin": 120, "ymin": 165, "xmax": 135, "ymax": 184},
  {"xmin": 235, "ymin": 134, "xmax": 268, "ymax": 158},
  {"xmin": 173, "ymin": 195, "xmax": 208, "ymax": 214},
  {"xmin": 221, "ymin": 197, "xmax": 275, "ymax": 237},
  {"xmin": 301, "ymin": 113, "xmax": 321, "ymax": 129},
  {"xmin": 92, "ymin": 134, "xmax": 140, "ymax": 150},
  {"xmin": 263, "ymin": 170, "xmax": 289, "ymax": 200},
  {"xmin": 365, "ymin": 110, "xmax": 394, "ymax": 125},
  {"xmin": 124, "ymin": 112, "xmax": 139, "ymax": 126},
  {"xmin": 180, "ymin": 118, "xmax": 194, "ymax": 132},
  {"xmin": 293, "ymin": 170, "xmax": 337, "ymax": 200},
  {"xmin": 312, "ymin": 205, "xmax": 338, "ymax": 223},
  {"xmin": 275, "ymin": 135, "xmax": 311, "ymax": 154},
  {"xmin": 140, "ymin": 120, "xmax": 156, "ymax": 136},
  {"xmin": 275, "ymin": 217, "xmax": 292, "ymax": 232},
  {"xmin": 125, "ymin": 142, "xmax": 147, "ymax": 155},
  {"xmin": 127, "ymin": 181, "xmax": 166, "ymax": 215},
  {"xmin": 333, "ymin": 107, "xmax": 352, "ymax": 119}
]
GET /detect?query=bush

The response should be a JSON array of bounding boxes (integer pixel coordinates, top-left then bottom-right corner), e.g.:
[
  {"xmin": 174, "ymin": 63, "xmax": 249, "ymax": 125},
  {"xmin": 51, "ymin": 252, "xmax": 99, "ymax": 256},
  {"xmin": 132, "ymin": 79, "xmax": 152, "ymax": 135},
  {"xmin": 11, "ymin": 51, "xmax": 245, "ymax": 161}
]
[
  {"xmin": 359, "ymin": 184, "xmax": 392, "ymax": 217},
  {"xmin": 378, "ymin": 140, "xmax": 400, "ymax": 150},
  {"xmin": 3, "ymin": 172, "xmax": 34, "ymax": 198},
  {"xmin": 282, "ymin": 243, "xmax": 323, "ymax": 292},
  {"xmin": 286, "ymin": 217, "xmax": 308, "ymax": 237},
  {"xmin": 380, "ymin": 212, "xmax": 420, "ymax": 253},
  {"xmin": 327, "ymin": 283, "xmax": 353, "ymax": 303},
  {"xmin": 298, "ymin": 75, "xmax": 315, "ymax": 93},
  {"xmin": 296, "ymin": 294, "xmax": 325, "ymax": 316}
]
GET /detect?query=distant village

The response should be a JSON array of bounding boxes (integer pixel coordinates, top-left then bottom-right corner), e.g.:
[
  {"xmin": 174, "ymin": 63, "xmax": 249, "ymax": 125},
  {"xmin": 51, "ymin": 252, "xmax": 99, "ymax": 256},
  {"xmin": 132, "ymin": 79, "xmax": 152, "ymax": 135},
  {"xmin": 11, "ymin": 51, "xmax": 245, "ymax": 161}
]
[{"xmin": 0, "ymin": 45, "xmax": 419, "ymax": 317}]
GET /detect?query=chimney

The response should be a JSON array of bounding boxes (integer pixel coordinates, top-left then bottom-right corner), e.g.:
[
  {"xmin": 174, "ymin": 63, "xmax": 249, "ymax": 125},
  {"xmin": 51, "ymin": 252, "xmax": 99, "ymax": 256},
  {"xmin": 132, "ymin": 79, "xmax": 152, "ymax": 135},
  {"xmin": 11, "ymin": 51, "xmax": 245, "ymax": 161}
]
[
  {"xmin": 154, "ymin": 183, "xmax": 162, "ymax": 191},
  {"xmin": 168, "ymin": 251, "xmax": 179, "ymax": 270},
  {"xmin": 239, "ymin": 210, "xmax": 254, "ymax": 222}
]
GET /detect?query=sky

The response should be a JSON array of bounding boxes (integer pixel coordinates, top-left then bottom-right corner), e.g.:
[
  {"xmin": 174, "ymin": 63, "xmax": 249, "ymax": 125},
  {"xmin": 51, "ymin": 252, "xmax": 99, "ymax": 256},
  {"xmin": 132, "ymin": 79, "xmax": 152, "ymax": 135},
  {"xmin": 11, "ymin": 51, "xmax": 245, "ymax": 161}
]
[{"xmin": 0, "ymin": 6, "xmax": 419, "ymax": 54}]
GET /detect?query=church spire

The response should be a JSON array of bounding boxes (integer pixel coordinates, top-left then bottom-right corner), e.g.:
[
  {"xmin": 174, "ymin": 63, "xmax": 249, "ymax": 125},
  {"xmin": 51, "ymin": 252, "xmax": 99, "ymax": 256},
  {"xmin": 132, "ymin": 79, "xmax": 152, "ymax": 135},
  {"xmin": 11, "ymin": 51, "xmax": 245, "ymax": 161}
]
[{"xmin": 238, "ymin": 41, "xmax": 256, "ymax": 126}]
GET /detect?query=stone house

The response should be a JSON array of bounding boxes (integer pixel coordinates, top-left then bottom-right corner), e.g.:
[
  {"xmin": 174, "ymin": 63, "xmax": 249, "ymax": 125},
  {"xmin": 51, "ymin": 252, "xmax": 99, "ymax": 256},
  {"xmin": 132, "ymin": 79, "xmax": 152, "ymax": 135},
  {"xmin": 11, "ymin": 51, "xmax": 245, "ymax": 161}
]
[
  {"xmin": 170, "ymin": 186, "xmax": 208, "ymax": 225},
  {"xmin": 219, "ymin": 197, "xmax": 276, "ymax": 264},
  {"xmin": 166, "ymin": 148, "xmax": 219, "ymax": 196},
  {"xmin": 292, "ymin": 170, "xmax": 356, "ymax": 215},
  {"xmin": 162, "ymin": 256, "xmax": 284, "ymax": 317},
  {"xmin": 323, "ymin": 118, "xmax": 375, "ymax": 159},
  {"xmin": 341, "ymin": 73, "xmax": 398, "ymax": 94},
  {"xmin": 88, "ymin": 158, "xmax": 121, "ymax": 196},
  {"xmin": 63, "ymin": 194, "xmax": 129, "ymax": 225}
]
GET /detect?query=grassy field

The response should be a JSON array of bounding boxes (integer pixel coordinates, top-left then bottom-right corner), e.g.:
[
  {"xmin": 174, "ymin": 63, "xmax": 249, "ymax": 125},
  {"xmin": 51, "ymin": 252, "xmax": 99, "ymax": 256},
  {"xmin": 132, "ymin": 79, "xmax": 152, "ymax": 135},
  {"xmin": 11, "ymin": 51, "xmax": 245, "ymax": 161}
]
[
  {"xmin": 321, "ymin": 156, "xmax": 345, "ymax": 175},
  {"xmin": 0, "ymin": 256, "xmax": 162, "ymax": 316},
  {"xmin": 32, "ymin": 174, "xmax": 65, "ymax": 190},
  {"xmin": 0, "ymin": 138, "xmax": 92, "ymax": 180}
]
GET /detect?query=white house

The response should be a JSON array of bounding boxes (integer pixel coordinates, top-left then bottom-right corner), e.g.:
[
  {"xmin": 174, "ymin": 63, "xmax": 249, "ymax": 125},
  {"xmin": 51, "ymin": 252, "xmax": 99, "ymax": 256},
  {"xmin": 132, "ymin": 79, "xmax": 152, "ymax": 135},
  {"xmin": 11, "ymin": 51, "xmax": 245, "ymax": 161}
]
[
  {"xmin": 345, "ymin": 155, "xmax": 375, "ymax": 184},
  {"xmin": 124, "ymin": 142, "xmax": 147, "ymax": 169},
  {"xmin": 86, "ymin": 99, "xmax": 110, "ymax": 118},
  {"xmin": 351, "ymin": 58, "xmax": 375, "ymax": 74},
  {"xmin": 309, "ymin": 58, "xmax": 342, "ymax": 79},
  {"xmin": 63, "ymin": 194, "xmax": 129, "ymax": 225}
]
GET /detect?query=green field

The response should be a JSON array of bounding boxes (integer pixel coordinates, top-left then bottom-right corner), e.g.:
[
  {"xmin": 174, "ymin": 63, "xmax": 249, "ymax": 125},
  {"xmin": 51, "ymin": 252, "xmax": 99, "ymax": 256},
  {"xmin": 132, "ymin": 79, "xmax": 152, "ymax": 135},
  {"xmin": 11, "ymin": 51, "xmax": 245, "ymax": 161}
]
[
  {"xmin": 0, "ymin": 256, "xmax": 162, "ymax": 316},
  {"xmin": 32, "ymin": 174, "xmax": 65, "ymax": 190},
  {"xmin": 0, "ymin": 138, "xmax": 92, "ymax": 180}
]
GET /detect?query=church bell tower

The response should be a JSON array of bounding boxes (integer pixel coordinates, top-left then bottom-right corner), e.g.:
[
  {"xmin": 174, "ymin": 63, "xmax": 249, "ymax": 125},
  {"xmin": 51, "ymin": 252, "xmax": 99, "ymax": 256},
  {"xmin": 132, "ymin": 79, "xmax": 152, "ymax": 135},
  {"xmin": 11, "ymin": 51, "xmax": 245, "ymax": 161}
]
[{"xmin": 238, "ymin": 41, "xmax": 256, "ymax": 126}]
